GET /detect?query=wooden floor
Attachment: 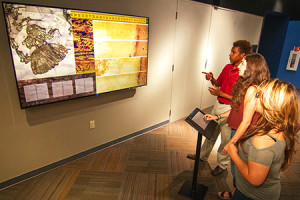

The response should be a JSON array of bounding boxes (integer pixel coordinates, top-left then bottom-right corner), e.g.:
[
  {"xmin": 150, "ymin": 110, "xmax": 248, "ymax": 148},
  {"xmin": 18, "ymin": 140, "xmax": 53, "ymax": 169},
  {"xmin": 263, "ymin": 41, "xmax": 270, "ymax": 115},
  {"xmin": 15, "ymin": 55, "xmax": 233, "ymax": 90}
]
[{"xmin": 1, "ymin": 117, "xmax": 300, "ymax": 199}]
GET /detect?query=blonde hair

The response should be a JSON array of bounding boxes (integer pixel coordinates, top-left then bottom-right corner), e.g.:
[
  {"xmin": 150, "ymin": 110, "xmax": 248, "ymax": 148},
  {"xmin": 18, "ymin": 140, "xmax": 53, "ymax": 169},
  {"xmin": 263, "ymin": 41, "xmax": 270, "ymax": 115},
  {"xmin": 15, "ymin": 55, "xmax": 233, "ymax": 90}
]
[{"xmin": 237, "ymin": 79, "xmax": 300, "ymax": 170}]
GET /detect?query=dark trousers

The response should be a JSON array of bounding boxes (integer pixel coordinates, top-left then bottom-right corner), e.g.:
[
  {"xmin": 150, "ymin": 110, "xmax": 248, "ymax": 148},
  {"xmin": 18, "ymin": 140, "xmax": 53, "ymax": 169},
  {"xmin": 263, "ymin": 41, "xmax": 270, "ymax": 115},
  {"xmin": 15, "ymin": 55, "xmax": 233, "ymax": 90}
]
[{"xmin": 231, "ymin": 188, "xmax": 253, "ymax": 200}]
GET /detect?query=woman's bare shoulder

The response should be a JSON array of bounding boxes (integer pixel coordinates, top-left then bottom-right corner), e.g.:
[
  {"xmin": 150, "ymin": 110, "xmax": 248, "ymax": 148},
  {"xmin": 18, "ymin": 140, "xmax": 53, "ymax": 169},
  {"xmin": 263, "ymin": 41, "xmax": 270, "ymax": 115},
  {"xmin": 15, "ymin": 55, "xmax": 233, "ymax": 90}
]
[
  {"xmin": 252, "ymin": 131, "xmax": 285, "ymax": 149},
  {"xmin": 245, "ymin": 86, "xmax": 257, "ymax": 102}
]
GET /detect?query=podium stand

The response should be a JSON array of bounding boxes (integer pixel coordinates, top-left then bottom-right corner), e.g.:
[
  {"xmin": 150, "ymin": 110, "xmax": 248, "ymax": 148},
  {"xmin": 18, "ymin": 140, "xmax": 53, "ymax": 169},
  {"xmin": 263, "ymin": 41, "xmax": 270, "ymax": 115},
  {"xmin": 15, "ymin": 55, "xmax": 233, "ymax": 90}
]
[{"xmin": 178, "ymin": 108, "xmax": 217, "ymax": 200}]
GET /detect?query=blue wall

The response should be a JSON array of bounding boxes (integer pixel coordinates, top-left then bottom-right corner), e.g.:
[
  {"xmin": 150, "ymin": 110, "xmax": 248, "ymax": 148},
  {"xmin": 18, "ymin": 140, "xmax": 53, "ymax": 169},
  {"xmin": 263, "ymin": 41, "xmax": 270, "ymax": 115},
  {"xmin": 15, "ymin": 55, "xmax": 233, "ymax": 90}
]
[
  {"xmin": 277, "ymin": 21, "xmax": 300, "ymax": 89},
  {"xmin": 257, "ymin": 11, "xmax": 289, "ymax": 78}
]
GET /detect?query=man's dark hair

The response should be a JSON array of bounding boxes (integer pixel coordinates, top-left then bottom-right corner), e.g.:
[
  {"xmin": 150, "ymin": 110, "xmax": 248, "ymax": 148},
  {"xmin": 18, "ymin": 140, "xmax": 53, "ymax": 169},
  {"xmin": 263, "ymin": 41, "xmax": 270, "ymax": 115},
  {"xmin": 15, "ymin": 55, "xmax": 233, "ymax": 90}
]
[{"xmin": 233, "ymin": 40, "xmax": 252, "ymax": 55}]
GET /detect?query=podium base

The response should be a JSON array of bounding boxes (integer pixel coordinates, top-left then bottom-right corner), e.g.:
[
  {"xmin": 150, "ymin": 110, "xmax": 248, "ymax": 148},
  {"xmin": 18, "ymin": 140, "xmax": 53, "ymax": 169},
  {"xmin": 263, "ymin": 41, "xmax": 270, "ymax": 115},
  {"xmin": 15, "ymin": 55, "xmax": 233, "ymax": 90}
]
[{"xmin": 178, "ymin": 180, "xmax": 208, "ymax": 200}]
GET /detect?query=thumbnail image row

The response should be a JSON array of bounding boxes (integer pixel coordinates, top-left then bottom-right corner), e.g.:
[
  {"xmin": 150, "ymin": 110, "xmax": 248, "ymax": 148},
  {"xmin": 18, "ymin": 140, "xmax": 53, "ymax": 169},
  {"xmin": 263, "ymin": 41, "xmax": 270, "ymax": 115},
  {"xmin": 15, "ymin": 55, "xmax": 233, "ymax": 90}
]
[{"xmin": 23, "ymin": 77, "xmax": 94, "ymax": 103}]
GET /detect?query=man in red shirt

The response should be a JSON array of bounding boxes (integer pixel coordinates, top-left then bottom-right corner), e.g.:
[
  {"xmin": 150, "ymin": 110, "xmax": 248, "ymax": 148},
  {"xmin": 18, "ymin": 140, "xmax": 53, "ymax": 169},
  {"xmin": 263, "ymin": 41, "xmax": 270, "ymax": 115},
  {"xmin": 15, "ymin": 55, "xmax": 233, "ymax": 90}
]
[{"xmin": 187, "ymin": 40, "xmax": 252, "ymax": 176}]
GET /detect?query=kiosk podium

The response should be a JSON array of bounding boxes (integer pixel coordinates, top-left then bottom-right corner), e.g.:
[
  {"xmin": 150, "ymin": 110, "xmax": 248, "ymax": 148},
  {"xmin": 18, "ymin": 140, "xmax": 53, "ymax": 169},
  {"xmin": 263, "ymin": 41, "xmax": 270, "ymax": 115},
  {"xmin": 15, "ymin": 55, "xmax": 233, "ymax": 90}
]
[{"xmin": 178, "ymin": 108, "xmax": 217, "ymax": 199}]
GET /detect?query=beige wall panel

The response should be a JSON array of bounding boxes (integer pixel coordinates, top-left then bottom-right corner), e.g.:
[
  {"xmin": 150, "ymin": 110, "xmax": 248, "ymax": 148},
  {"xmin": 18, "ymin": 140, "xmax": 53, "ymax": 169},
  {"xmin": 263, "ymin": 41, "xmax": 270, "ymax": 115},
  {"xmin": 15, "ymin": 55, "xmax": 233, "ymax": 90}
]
[
  {"xmin": 170, "ymin": 0, "xmax": 212, "ymax": 122},
  {"xmin": 201, "ymin": 8, "xmax": 263, "ymax": 109},
  {"xmin": 0, "ymin": 0, "xmax": 176, "ymax": 182}
]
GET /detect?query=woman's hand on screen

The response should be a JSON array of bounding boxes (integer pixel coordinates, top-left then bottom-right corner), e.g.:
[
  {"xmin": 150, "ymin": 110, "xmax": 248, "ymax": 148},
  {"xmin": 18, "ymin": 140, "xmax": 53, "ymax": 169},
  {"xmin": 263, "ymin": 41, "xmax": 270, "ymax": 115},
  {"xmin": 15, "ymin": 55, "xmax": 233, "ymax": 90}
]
[{"xmin": 203, "ymin": 114, "xmax": 217, "ymax": 121}]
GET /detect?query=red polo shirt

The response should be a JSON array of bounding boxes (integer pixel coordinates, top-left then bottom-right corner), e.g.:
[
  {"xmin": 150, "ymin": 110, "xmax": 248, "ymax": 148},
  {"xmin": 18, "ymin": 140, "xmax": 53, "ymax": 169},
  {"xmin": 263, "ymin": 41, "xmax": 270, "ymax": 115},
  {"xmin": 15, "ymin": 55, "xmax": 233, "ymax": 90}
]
[{"xmin": 217, "ymin": 64, "xmax": 239, "ymax": 104}]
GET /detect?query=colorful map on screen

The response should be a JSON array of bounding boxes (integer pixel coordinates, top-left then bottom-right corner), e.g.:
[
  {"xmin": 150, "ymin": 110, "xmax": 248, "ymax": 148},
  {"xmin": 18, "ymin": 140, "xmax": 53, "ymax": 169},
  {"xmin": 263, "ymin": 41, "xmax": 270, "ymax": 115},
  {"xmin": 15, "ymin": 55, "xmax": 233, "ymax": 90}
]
[{"xmin": 3, "ymin": 3, "xmax": 148, "ymax": 108}]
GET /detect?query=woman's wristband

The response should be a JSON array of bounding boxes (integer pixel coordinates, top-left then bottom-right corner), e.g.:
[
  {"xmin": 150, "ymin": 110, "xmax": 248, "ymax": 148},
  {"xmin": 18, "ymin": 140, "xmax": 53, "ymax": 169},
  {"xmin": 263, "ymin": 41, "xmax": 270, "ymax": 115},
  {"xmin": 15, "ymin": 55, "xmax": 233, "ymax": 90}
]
[{"xmin": 217, "ymin": 114, "xmax": 221, "ymax": 120}]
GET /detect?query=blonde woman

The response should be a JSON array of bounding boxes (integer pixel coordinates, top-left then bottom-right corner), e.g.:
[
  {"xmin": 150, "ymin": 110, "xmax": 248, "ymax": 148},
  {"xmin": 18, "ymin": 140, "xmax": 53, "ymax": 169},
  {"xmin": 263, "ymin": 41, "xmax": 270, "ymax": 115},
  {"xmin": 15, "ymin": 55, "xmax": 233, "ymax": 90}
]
[
  {"xmin": 228, "ymin": 79, "xmax": 300, "ymax": 200},
  {"xmin": 204, "ymin": 53, "xmax": 270, "ymax": 199}
]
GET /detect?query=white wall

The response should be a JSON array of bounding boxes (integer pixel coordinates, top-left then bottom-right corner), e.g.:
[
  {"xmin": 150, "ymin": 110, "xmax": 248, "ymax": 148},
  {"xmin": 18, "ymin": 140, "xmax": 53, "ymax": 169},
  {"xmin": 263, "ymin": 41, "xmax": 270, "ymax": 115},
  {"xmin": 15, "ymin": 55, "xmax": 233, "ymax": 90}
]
[
  {"xmin": 170, "ymin": 0, "xmax": 212, "ymax": 122},
  {"xmin": 0, "ymin": 0, "xmax": 263, "ymax": 185},
  {"xmin": 171, "ymin": 3, "xmax": 263, "ymax": 121}
]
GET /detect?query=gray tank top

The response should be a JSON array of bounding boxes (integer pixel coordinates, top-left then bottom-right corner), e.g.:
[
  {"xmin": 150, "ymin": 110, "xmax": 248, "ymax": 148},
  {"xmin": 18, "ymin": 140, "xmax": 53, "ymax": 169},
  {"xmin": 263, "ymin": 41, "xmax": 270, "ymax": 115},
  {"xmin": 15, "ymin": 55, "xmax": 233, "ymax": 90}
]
[{"xmin": 235, "ymin": 134, "xmax": 286, "ymax": 200}]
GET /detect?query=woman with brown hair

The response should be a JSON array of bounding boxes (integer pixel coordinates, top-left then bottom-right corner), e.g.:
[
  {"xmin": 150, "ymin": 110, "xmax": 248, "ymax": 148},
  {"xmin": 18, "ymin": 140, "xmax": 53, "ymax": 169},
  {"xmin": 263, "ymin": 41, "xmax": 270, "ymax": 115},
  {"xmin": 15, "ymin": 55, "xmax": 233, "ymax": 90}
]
[
  {"xmin": 204, "ymin": 53, "xmax": 270, "ymax": 199},
  {"xmin": 228, "ymin": 79, "xmax": 300, "ymax": 199}
]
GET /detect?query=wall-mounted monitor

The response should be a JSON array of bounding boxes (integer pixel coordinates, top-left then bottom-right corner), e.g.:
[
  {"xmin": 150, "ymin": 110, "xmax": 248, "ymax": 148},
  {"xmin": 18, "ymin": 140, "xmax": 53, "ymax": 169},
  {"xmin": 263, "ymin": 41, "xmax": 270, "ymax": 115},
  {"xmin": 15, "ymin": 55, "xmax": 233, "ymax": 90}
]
[{"xmin": 2, "ymin": 2, "xmax": 149, "ymax": 108}]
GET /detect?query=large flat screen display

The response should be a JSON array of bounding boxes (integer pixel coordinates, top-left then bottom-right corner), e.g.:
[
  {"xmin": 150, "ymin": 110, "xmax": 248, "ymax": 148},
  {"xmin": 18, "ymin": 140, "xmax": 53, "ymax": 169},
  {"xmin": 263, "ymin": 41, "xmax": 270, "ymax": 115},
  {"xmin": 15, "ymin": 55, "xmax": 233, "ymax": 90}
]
[{"xmin": 2, "ymin": 2, "xmax": 149, "ymax": 108}]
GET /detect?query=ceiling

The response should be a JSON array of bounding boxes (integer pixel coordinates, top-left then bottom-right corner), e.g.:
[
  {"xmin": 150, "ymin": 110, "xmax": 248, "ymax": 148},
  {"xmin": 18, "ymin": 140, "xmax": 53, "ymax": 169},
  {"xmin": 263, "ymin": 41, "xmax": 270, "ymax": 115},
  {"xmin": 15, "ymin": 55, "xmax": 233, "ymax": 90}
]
[{"xmin": 193, "ymin": 0, "xmax": 300, "ymax": 20}]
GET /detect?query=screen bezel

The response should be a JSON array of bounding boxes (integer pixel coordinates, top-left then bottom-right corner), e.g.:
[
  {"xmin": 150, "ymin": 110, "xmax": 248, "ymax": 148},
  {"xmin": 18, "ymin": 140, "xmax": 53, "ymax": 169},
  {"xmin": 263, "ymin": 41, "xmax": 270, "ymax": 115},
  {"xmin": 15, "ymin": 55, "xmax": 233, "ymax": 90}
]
[{"xmin": 2, "ymin": 2, "xmax": 149, "ymax": 109}]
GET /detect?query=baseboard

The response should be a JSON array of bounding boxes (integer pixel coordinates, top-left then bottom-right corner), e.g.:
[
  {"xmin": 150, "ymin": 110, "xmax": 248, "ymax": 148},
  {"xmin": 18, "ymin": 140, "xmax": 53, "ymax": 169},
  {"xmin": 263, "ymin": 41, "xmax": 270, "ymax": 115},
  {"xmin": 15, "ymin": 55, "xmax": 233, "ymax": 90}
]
[{"xmin": 0, "ymin": 120, "xmax": 169, "ymax": 190}]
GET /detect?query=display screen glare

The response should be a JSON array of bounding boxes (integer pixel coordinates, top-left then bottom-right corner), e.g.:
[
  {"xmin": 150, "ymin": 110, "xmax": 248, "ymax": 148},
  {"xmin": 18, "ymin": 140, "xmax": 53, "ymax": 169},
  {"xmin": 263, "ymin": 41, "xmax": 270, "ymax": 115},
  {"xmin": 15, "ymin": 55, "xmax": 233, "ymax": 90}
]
[
  {"xmin": 191, "ymin": 112, "xmax": 209, "ymax": 130},
  {"xmin": 2, "ymin": 2, "xmax": 149, "ymax": 108}
]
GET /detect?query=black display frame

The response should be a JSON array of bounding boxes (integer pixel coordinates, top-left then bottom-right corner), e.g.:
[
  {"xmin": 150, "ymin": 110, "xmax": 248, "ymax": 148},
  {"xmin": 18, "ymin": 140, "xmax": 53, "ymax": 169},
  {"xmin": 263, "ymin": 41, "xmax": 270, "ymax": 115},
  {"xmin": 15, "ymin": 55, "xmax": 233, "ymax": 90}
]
[{"xmin": 2, "ymin": 2, "xmax": 149, "ymax": 109}]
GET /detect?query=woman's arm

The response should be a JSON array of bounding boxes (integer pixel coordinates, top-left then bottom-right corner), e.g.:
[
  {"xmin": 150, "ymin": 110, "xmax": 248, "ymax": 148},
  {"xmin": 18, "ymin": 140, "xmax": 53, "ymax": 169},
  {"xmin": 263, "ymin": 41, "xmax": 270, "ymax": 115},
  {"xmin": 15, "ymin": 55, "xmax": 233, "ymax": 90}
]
[
  {"xmin": 220, "ymin": 109, "xmax": 231, "ymax": 118},
  {"xmin": 227, "ymin": 143, "xmax": 270, "ymax": 186},
  {"xmin": 223, "ymin": 86, "xmax": 257, "ymax": 152},
  {"xmin": 203, "ymin": 109, "xmax": 231, "ymax": 121}
]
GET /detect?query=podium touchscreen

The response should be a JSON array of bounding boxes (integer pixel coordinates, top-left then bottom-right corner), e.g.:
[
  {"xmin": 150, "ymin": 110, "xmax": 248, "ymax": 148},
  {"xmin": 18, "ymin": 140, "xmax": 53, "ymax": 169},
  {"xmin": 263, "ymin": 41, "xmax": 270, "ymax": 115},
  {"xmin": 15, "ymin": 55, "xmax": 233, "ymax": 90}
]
[{"xmin": 185, "ymin": 108, "xmax": 217, "ymax": 139}]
